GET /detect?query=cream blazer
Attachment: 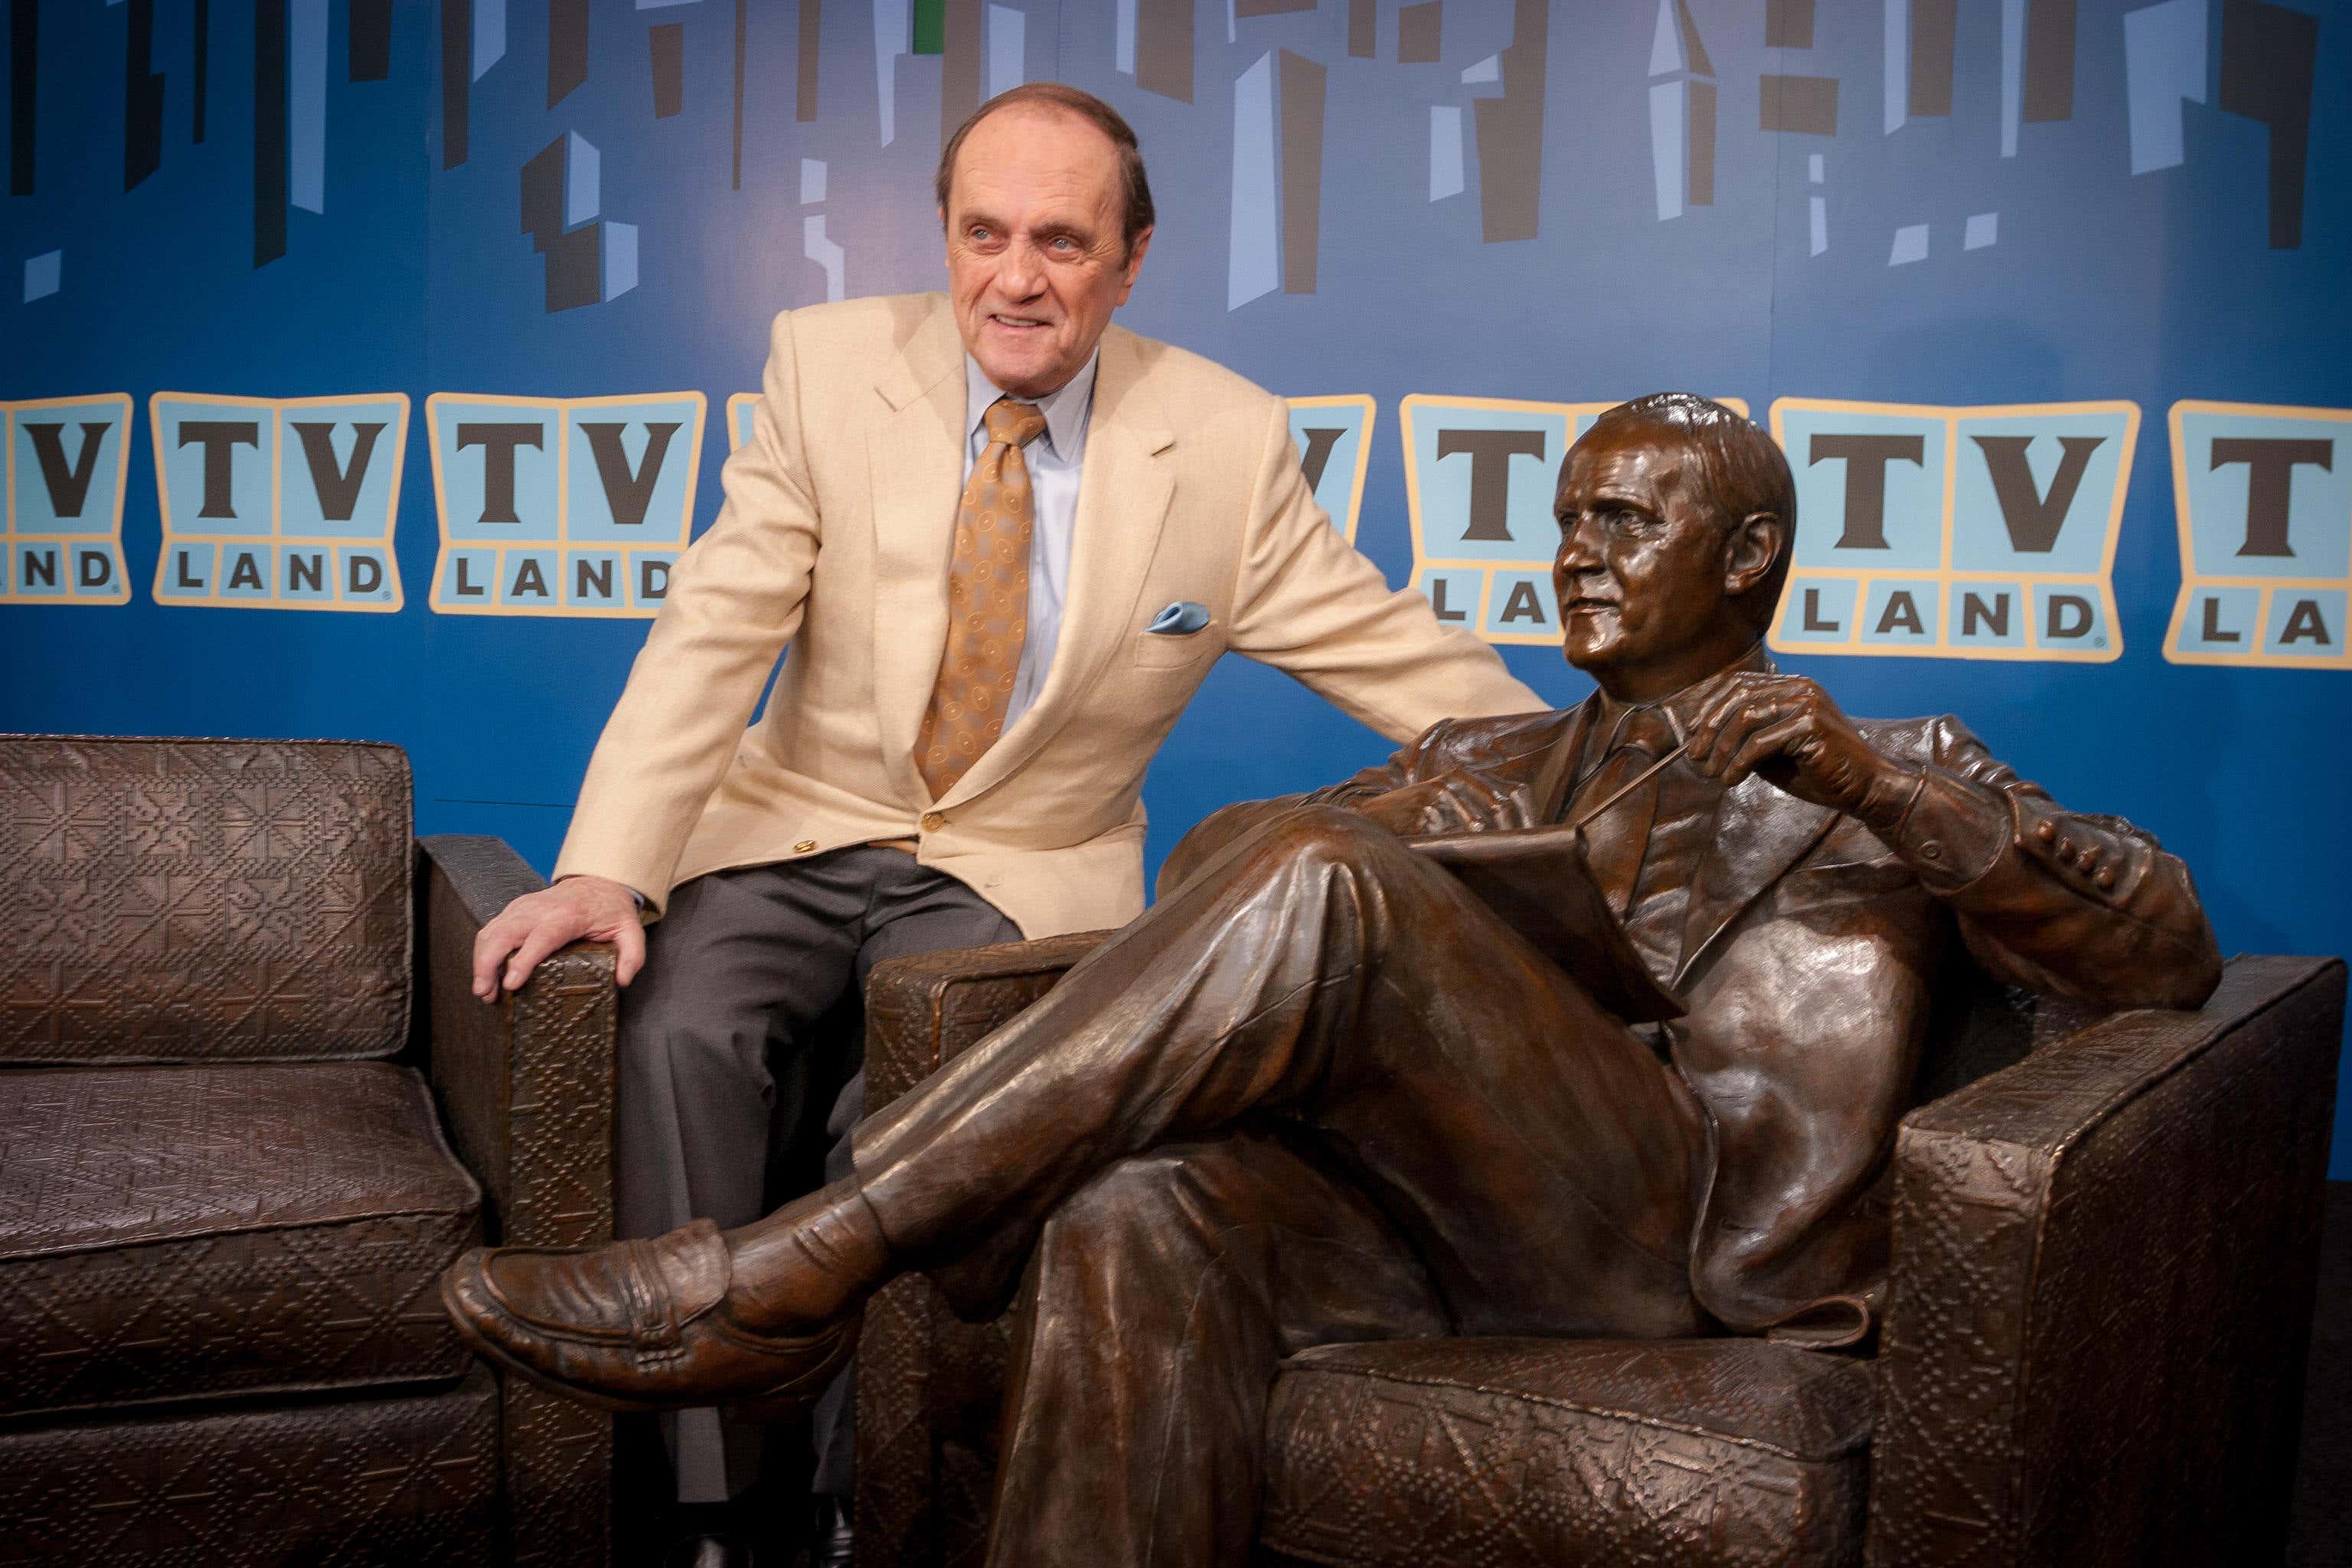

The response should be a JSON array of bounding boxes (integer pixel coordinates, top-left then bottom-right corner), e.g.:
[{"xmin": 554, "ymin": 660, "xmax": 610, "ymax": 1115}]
[{"xmin": 553, "ymin": 292, "xmax": 1544, "ymax": 937}]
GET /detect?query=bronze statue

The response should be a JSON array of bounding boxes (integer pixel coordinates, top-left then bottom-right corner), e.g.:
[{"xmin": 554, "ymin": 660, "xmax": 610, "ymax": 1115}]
[{"xmin": 443, "ymin": 394, "xmax": 2220, "ymax": 1566}]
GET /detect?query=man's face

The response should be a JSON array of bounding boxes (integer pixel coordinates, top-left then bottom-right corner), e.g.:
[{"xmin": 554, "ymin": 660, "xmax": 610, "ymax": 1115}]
[
  {"xmin": 1550, "ymin": 420, "xmax": 1769, "ymax": 701},
  {"xmin": 942, "ymin": 107, "xmax": 1152, "ymax": 400}
]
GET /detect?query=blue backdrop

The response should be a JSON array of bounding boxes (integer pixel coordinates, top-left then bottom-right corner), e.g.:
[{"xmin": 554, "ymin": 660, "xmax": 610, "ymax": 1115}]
[{"xmin": 5, "ymin": 0, "xmax": 2349, "ymax": 1165}]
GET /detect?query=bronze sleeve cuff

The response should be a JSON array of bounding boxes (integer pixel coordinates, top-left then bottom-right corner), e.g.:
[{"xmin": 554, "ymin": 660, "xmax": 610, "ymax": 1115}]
[{"xmin": 1859, "ymin": 766, "xmax": 2011, "ymax": 892}]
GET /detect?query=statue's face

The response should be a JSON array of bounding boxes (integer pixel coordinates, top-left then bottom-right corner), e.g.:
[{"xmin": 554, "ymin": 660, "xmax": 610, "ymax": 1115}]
[{"xmin": 1550, "ymin": 421, "xmax": 1762, "ymax": 701}]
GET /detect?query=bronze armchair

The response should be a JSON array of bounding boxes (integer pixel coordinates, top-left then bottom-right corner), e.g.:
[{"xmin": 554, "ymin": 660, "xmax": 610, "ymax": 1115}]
[
  {"xmin": 855, "ymin": 934, "xmax": 2341, "ymax": 1568},
  {"xmin": 0, "ymin": 737, "xmax": 619, "ymax": 1567}
]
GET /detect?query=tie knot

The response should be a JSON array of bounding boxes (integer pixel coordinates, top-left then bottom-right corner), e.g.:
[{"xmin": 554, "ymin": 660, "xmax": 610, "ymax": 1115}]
[
  {"xmin": 1612, "ymin": 705, "xmax": 1677, "ymax": 759},
  {"xmin": 984, "ymin": 398, "xmax": 1047, "ymax": 451}
]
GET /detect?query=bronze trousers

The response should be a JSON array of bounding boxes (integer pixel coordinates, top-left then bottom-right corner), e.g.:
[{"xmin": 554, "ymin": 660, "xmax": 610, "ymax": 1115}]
[{"xmin": 851, "ymin": 807, "xmax": 1711, "ymax": 1567}]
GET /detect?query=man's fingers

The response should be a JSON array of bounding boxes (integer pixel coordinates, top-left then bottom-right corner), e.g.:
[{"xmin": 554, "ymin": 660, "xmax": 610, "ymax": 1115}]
[
  {"xmin": 1690, "ymin": 701, "xmax": 1770, "ymax": 776},
  {"xmin": 614, "ymin": 921, "xmax": 648, "ymax": 988},
  {"xmin": 500, "ymin": 918, "xmax": 583, "ymax": 993},
  {"xmin": 472, "ymin": 918, "xmax": 524, "ymax": 1000},
  {"xmin": 1723, "ymin": 715, "xmax": 1811, "ymax": 785},
  {"xmin": 1689, "ymin": 674, "xmax": 1811, "ymax": 760},
  {"xmin": 1440, "ymin": 773, "xmax": 1527, "ymax": 832}
]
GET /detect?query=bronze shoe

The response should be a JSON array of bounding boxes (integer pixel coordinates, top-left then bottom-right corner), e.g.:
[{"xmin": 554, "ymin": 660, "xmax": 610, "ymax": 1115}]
[{"xmin": 439, "ymin": 1218, "xmax": 859, "ymax": 1416}]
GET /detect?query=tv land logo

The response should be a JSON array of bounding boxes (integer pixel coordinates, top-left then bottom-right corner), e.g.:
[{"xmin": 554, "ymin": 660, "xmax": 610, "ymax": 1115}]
[
  {"xmin": 150, "ymin": 393, "xmax": 407, "ymax": 611},
  {"xmin": 427, "ymin": 392, "xmax": 707, "ymax": 617},
  {"xmin": 1767, "ymin": 400, "xmax": 2136, "ymax": 664},
  {"xmin": 1289, "ymin": 396, "xmax": 1375, "ymax": 544},
  {"xmin": 726, "ymin": 391, "xmax": 1377, "ymax": 542},
  {"xmin": 2165, "ymin": 402, "xmax": 2352, "ymax": 670},
  {"xmin": 11, "ymin": 388, "xmax": 2351, "ymax": 677},
  {"xmin": 4, "ymin": 395, "xmax": 132, "ymax": 605},
  {"xmin": 1399, "ymin": 397, "xmax": 1751, "ymax": 645}
]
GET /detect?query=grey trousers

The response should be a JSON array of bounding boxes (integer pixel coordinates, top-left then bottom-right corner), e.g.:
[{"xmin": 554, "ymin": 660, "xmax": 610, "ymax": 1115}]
[{"xmin": 615, "ymin": 846, "xmax": 1021, "ymax": 1504}]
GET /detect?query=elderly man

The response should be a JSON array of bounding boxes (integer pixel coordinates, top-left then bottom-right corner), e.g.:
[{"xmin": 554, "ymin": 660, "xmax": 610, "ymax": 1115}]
[
  {"xmin": 466, "ymin": 83, "xmax": 1537, "ymax": 1560},
  {"xmin": 446, "ymin": 395, "xmax": 2219, "ymax": 1566}
]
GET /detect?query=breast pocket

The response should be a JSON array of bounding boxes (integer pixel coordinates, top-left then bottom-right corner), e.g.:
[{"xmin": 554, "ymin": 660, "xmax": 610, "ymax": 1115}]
[
  {"xmin": 1772, "ymin": 856, "xmax": 1919, "ymax": 918},
  {"xmin": 1131, "ymin": 619, "xmax": 1224, "ymax": 671}
]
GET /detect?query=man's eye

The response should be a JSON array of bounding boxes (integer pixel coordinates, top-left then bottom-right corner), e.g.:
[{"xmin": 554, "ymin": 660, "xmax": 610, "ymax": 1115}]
[{"xmin": 968, "ymin": 227, "xmax": 995, "ymax": 244}]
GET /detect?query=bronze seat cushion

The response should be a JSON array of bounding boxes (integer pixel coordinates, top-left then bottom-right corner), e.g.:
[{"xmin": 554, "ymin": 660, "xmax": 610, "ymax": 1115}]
[
  {"xmin": 1259, "ymin": 1338, "xmax": 1874, "ymax": 1568},
  {"xmin": 0, "ymin": 1061, "xmax": 481, "ymax": 1418}
]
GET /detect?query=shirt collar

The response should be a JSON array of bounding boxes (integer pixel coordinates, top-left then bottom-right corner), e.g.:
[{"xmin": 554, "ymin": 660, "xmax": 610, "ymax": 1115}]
[
  {"xmin": 964, "ymin": 351, "xmax": 1098, "ymax": 464},
  {"xmin": 1589, "ymin": 641, "xmax": 1778, "ymax": 751}
]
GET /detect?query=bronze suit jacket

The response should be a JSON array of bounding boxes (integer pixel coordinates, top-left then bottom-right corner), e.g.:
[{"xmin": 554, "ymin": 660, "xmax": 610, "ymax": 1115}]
[{"xmin": 1189, "ymin": 698, "xmax": 2221, "ymax": 1341}]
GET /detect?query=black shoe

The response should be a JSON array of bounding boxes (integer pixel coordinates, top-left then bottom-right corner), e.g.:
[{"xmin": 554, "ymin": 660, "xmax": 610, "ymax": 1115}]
[
  {"xmin": 660, "ymin": 1530, "xmax": 755, "ymax": 1568},
  {"xmin": 811, "ymin": 1495, "xmax": 853, "ymax": 1568}
]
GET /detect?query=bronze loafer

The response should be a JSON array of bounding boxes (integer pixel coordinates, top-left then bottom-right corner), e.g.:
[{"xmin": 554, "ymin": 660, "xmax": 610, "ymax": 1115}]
[{"xmin": 439, "ymin": 1218, "xmax": 858, "ymax": 1416}]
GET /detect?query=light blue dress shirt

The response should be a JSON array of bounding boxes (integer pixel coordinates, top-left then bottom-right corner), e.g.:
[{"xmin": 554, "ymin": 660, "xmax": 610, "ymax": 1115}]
[{"xmin": 962, "ymin": 351, "xmax": 1096, "ymax": 730}]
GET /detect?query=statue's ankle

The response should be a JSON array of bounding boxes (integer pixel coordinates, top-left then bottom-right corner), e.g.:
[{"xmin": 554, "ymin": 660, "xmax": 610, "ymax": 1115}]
[{"xmin": 723, "ymin": 1178, "xmax": 889, "ymax": 1330}]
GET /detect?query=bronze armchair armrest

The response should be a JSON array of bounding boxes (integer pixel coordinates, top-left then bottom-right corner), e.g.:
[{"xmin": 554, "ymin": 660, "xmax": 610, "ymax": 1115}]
[
  {"xmin": 862, "ymin": 931, "xmax": 1116, "ymax": 1102},
  {"xmin": 856, "ymin": 931, "xmax": 1109, "ymax": 1565},
  {"xmin": 1867, "ymin": 955, "xmax": 2344, "ymax": 1567}
]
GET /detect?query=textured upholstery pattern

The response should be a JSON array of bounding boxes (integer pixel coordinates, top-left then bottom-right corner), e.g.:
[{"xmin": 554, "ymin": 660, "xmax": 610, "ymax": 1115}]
[
  {"xmin": 0, "ymin": 736, "xmax": 412, "ymax": 1063},
  {"xmin": 0, "ymin": 1366, "xmax": 500, "ymax": 1567},
  {"xmin": 858, "ymin": 932, "xmax": 1109, "ymax": 1568},
  {"xmin": 858, "ymin": 944, "xmax": 2342, "ymax": 1568},
  {"xmin": 420, "ymin": 835, "xmax": 622, "ymax": 1568},
  {"xmin": 1259, "ymin": 1338, "xmax": 1873, "ymax": 1568},
  {"xmin": 0, "ymin": 750, "xmax": 621, "ymax": 1568},
  {"xmin": 0, "ymin": 1061, "xmax": 479, "ymax": 1416},
  {"xmin": 1866, "ymin": 954, "xmax": 2344, "ymax": 1568}
]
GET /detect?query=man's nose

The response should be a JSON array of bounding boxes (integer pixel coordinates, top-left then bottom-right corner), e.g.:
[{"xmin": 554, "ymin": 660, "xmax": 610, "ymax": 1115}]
[
  {"xmin": 1555, "ymin": 517, "xmax": 1602, "ymax": 572},
  {"xmin": 996, "ymin": 240, "xmax": 1046, "ymax": 297}
]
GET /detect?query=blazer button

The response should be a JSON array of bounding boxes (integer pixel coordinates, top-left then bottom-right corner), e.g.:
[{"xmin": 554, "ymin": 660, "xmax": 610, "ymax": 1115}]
[
  {"xmin": 2036, "ymin": 820, "xmax": 2056, "ymax": 843},
  {"xmin": 1919, "ymin": 841, "xmax": 1943, "ymax": 861},
  {"xmin": 921, "ymin": 812, "xmax": 946, "ymax": 832},
  {"xmin": 2055, "ymin": 838, "xmax": 2076, "ymax": 862},
  {"xmin": 2097, "ymin": 868, "xmax": 2117, "ymax": 890},
  {"xmin": 795, "ymin": 839, "xmax": 818, "ymax": 853}
]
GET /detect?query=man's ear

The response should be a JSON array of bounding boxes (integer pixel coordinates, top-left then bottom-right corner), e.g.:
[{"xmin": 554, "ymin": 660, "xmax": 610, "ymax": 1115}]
[
  {"xmin": 1724, "ymin": 511, "xmax": 1784, "ymax": 599},
  {"xmin": 1116, "ymin": 225, "xmax": 1155, "ymax": 303}
]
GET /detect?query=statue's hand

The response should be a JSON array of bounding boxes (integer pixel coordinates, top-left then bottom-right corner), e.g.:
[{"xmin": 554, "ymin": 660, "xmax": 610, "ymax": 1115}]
[
  {"xmin": 1351, "ymin": 771, "xmax": 1537, "ymax": 837},
  {"xmin": 1683, "ymin": 672, "xmax": 1900, "ymax": 815}
]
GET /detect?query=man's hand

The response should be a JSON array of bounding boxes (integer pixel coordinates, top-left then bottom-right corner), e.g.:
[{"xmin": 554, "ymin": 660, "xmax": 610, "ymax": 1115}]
[
  {"xmin": 1351, "ymin": 772, "xmax": 1537, "ymax": 838},
  {"xmin": 1683, "ymin": 672, "xmax": 1902, "ymax": 815},
  {"xmin": 471, "ymin": 874, "xmax": 647, "ymax": 1001}
]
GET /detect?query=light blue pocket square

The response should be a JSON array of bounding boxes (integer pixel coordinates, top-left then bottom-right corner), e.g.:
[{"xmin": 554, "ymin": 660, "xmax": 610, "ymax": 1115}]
[{"xmin": 1145, "ymin": 600, "xmax": 1212, "ymax": 635}]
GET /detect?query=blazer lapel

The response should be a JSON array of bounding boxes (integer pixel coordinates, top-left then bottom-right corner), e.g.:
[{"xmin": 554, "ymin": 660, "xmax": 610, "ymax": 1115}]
[
  {"xmin": 1531, "ymin": 697, "xmax": 1601, "ymax": 823},
  {"xmin": 939, "ymin": 326, "xmax": 1175, "ymax": 809},
  {"xmin": 868, "ymin": 301, "xmax": 969, "ymax": 805},
  {"xmin": 1673, "ymin": 773, "xmax": 1840, "ymax": 988}
]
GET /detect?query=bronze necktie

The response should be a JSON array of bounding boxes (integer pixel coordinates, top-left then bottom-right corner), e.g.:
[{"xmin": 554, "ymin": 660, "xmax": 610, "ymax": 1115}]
[
  {"xmin": 915, "ymin": 397, "xmax": 1048, "ymax": 801},
  {"xmin": 1575, "ymin": 707, "xmax": 1677, "ymax": 916}
]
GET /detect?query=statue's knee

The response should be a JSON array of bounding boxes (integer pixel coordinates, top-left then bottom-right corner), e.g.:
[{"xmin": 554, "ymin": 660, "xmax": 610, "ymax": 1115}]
[{"xmin": 1252, "ymin": 803, "xmax": 1394, "ymax": 871}]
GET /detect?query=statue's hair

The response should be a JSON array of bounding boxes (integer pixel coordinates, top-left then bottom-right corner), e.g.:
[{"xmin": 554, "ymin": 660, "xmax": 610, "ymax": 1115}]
[
  {"xmin": 936, "ymin": 83, "xmax": 1157, "ymax": 259},
  {"xmin": 1589, "ymin": 393, "xmax": 1796, "ymax": 629}
]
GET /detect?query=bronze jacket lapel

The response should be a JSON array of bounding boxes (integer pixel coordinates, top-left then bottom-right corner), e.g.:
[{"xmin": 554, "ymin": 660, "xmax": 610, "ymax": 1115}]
[{"xmin": 1673, "ymin": 774, "xmax": 1841, "ymax": 989}]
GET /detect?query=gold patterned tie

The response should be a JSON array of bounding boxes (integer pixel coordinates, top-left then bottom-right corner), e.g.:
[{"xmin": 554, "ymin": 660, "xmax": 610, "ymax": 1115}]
[{"xmin": 915, "ymin": 397, "xmax": 1048, "ymax": 801}]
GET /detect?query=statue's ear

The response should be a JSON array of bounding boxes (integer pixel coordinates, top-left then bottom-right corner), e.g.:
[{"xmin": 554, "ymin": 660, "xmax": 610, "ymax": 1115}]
[{"xmin": 1725, "ymin": 511, "xmax": 1784, "ymax": 599}]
